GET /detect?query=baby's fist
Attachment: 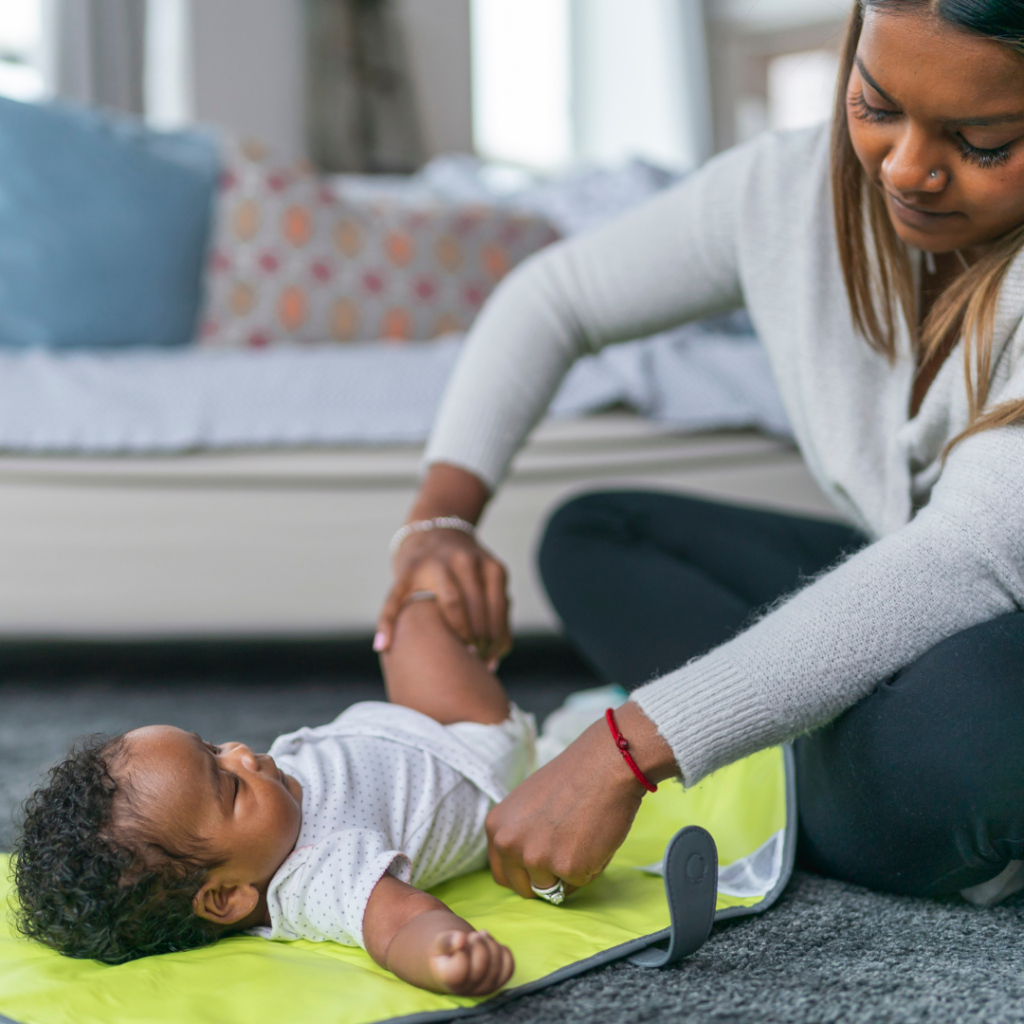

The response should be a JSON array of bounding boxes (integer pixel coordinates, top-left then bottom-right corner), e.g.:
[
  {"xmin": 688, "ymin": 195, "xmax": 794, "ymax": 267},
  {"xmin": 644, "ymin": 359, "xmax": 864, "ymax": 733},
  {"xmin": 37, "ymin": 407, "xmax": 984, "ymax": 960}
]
[{"xmin": 428, "ymin": 929, "xmax": 514, "ymax": 995}]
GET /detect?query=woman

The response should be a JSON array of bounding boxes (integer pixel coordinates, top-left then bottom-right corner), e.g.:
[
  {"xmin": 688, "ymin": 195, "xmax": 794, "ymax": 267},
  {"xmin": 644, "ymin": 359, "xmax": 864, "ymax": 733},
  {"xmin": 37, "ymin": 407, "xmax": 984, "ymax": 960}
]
[{"xmin": 376, "ymin": 0, "xmax": 1024, "ymax": 906}]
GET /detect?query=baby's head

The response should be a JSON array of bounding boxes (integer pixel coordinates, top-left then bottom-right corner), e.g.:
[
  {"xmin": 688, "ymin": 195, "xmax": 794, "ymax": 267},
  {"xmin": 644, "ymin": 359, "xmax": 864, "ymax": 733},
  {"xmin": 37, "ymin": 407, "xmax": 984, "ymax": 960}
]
[{"xmin": 12, "ymin": 726, "xmax": 302, "ymax": 963}]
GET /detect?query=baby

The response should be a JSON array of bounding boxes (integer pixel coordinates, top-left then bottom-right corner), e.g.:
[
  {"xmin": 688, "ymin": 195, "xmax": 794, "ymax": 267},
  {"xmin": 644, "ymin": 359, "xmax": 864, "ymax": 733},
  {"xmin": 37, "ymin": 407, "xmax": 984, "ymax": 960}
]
[{"xmin": 12, "ymin": 597, "xmax": 536, "ymax": 995}]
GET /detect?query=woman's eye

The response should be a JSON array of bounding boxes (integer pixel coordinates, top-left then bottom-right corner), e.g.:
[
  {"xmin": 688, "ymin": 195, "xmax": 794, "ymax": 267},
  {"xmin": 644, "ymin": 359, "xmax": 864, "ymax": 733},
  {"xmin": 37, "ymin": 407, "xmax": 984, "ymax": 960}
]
[
  {"xmin": 957, "ymin": 134, "xmax": 1012, "ymax": 170},
  {"xmin": 851, "ymin": 91, "xmax": 898, "ymax": 125}
]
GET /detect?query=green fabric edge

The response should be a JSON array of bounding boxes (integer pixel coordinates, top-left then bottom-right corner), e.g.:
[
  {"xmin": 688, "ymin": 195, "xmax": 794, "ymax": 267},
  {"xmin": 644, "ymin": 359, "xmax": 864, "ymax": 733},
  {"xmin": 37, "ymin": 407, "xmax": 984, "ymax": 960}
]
[{"xmin": 366, "ymin": 744, "xmax": 799, "ymax": 1024}]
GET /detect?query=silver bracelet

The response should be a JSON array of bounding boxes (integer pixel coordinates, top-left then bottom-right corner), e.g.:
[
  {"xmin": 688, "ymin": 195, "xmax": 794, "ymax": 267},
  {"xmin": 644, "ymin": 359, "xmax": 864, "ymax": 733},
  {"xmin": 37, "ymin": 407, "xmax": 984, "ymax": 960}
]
[{"xmin": 389, "ymin": 516, "xmax": 476, "ymax": 557}]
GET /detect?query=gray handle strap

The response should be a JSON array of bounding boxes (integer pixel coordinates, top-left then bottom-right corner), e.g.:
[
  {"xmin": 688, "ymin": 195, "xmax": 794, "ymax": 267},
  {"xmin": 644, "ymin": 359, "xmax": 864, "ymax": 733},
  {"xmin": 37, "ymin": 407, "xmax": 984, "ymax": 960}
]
[{"xmin": 628, "ymin": 825, "xmax": 718, "ymax": 968}]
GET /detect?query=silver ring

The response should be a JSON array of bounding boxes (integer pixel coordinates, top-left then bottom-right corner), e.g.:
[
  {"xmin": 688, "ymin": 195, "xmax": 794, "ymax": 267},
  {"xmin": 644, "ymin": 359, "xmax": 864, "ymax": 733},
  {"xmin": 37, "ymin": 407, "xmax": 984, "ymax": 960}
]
[{"xmin": 530, "ymin": 879, "xmax": 566, "ymax": 905}]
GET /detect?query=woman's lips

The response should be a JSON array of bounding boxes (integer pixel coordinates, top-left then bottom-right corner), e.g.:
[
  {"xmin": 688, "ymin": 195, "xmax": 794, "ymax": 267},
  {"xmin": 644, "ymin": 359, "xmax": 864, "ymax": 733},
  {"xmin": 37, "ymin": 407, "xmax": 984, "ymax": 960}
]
[{"xmin": 885, "ymin": 190, "xmax": 959, "ymax": 230}]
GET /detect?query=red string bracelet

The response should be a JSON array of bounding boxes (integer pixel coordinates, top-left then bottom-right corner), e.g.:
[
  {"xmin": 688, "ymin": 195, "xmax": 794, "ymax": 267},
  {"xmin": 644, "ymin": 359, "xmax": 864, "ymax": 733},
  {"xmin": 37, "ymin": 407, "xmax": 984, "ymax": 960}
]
[{"xmin": 605, "ymin": 708, "xmax": 658, "ymax": 793}]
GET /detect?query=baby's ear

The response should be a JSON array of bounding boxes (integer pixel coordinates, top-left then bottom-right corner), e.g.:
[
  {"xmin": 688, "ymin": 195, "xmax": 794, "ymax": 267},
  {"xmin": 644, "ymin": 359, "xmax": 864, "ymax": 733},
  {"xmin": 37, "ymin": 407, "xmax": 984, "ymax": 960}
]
[{"xmin": 193, "ymin": 877, "xmax": 259, "ymax": 926}]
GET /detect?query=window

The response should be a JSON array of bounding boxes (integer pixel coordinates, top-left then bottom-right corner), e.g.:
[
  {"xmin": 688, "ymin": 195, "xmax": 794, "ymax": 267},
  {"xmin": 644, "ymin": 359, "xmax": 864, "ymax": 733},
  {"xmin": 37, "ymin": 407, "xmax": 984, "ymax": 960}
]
[
  {"xmin": 145, "ymin": 0, "xmax": 192, "ymax": 128},
  {"xmin": 471, "ymin": 0, "xmax": 573, "ymax": 170},
  {"xmin": 0, "ymin": 0, "xmax": 45, "ymax": 102},
  {"xmin": 767, "ymin": 49, "xmax": 839, "ymax": 132},
  {"xmin": 471, "ymin": 0, "xmax": 708, "ymax": 172}
]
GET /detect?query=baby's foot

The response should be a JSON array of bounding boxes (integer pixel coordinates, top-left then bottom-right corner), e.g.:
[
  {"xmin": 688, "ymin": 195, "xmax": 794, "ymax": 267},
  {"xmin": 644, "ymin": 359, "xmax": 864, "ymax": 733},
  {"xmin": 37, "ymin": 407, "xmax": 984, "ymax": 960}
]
[{"xmin": 427, "ymin": 929, "xmax": 514, "ymax": 996}]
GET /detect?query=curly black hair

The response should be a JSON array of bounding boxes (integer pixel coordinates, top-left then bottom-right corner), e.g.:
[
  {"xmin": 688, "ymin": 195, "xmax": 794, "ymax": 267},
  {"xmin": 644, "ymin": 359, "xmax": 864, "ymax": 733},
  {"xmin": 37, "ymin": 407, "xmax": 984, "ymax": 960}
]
[{"xmin": 10, "ymin": 734, "xmax": 220, "ymax": 964}]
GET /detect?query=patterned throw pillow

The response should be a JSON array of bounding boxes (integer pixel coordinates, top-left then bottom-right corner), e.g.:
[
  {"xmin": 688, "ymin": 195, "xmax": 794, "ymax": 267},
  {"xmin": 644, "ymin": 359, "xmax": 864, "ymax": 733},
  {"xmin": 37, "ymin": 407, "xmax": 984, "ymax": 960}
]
[{"xmin": 199, "ymin": 139, "xmax": 560, "ymax": 347}]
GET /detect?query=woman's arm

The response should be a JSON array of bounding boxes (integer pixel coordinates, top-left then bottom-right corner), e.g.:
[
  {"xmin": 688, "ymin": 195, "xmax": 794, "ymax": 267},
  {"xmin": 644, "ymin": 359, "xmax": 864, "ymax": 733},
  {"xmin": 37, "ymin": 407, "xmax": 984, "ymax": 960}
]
[
  {"xmin": 375, "ymin": 463, "xmax": 509, "ymax": 661},
  {"xmin": 378, "ymin": 142, "xmax": 756, "ymax": 655},
  {"xmin": 632, "ymin": 420, "xmax": 1024, "ymax": 786},
  {"xmin": 485, "ymin": 422, "xmax": 1024, "ymax": 894},
  {"xmin": 423, "ymin": 152, "xmax": 748, "ymax": 494},
  {"xmin": 486, "ymin": 701, "xmax": 677, "ymax": 897},
  {"xmin": 363, "ymin": 874, "xmax": 514, "ymax": 995}
]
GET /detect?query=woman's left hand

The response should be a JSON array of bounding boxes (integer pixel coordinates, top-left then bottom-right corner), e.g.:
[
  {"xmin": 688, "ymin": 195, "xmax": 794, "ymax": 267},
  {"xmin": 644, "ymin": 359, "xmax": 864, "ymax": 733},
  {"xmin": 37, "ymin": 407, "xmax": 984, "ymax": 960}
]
[{"xmin": 485, "ymin": 702, "xmax": 679, "ymax": 897}]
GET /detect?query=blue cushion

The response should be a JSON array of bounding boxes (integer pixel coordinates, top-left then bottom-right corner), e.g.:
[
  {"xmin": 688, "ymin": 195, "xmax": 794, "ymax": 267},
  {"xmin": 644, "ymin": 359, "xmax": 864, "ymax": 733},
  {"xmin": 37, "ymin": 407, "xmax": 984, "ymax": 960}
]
[{"xmin": 0, "ymin": 97, "xmax": 220, "ymax": 348}]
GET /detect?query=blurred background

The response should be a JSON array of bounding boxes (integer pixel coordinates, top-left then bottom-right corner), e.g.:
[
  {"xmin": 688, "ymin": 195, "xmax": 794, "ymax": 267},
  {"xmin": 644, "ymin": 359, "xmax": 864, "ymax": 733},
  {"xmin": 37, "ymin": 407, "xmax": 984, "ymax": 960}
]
[
  {"xmin": 0, "ymin": 0, "xmax": 851, "ymax": 846},
  {"xmin": 5, "ymin": 16, "xmax": 1023, "ymax": 1024},
  {"xmin": 0, "ymin": 0, "xmax": 847, "ymax": 170}
]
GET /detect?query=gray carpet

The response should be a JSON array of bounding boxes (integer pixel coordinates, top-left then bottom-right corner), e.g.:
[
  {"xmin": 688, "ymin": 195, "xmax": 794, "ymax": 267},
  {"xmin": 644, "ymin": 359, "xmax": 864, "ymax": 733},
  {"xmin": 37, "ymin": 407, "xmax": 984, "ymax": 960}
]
[
  {"xmin": 3, "ymin": 644, "xmax": 1022, "ymax": 1024},
  {"xmin": 471, "ymin": 873, "xmax": 1024, "ymax": 1024}
]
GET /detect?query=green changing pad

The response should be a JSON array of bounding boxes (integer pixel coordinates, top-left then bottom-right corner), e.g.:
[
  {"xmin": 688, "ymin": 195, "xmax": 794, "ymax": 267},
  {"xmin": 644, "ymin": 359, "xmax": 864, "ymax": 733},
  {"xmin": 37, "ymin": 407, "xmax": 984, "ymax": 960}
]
[{"xmin": 0, "ymin": 745, "xmax": 795, "ymax": 1024}]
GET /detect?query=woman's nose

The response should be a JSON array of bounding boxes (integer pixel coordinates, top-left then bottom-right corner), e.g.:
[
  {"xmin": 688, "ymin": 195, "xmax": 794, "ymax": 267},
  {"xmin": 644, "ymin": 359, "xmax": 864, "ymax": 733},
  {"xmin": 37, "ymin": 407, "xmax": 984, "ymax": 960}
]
[{"xmin": 883, "ymin": 127, "xmax": 946, "ymax": 195}]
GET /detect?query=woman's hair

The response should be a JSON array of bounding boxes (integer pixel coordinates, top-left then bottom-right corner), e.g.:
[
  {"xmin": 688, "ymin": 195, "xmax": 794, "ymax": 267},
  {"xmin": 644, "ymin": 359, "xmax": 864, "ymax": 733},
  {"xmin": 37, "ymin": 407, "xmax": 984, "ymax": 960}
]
[
  {"xmin": 832, "ymin": 0, "xmax": 1024, "ymax": 449},
  {"xmin": 11, "ymin": 735, "xmax": 220, "ymax": 964}
]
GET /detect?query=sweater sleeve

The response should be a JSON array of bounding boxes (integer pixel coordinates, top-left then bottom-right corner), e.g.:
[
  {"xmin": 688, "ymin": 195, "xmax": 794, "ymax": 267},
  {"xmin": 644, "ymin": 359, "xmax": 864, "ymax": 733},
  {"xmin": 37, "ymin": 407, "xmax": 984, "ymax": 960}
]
[
  {"xmin": 423, "ymin": 143, "xmax": 753, "ymax": 490},
  {"xmin": 633, "ymin": 415, "xmax": 1024, "ymax": 787}
]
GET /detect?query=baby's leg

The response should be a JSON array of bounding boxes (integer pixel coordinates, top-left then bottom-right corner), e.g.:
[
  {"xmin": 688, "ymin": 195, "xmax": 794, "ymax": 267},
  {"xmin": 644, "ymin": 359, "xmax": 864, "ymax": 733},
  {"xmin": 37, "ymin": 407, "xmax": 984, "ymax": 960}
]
[{"xmin": 380, "ymin": 597, "xmax": 510, "ymax": 725}]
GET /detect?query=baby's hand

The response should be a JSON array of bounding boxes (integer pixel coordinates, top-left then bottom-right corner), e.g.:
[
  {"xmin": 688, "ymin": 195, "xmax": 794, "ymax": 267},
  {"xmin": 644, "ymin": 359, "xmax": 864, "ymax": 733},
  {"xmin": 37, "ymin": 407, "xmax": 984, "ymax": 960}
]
[{"xmin": 427, "ymin": 929, "xmax": 514, "ymax": 996}]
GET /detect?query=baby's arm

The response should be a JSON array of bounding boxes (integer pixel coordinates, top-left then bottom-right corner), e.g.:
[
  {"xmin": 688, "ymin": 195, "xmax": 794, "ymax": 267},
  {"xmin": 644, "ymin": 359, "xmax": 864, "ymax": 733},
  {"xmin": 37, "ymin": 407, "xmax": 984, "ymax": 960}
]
[
  {"xmin": 380, "ymin": 596, "xmax": 510, "ymax": 725},
  {"xmin": 363, "ymin": 873, "xmax": 514, "ymax": 995}
]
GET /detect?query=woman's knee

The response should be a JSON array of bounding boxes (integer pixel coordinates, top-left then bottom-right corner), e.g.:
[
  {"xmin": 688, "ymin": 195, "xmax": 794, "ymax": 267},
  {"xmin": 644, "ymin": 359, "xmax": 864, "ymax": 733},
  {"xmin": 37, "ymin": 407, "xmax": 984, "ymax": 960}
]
[
  {"xmin": 881, "ymin": 613, "xmax": 1024, "ymax": 755},
  {"xmin": 538, "ymin": 491, "xmax": 638, "ymax": 593},
  {"xmin": 809, "ymin": 612, "xmax": 1024, "ymax": 778},
  {"xmin": 797, "ymin": 612, "xmax": 1024, "ymax": 894}
]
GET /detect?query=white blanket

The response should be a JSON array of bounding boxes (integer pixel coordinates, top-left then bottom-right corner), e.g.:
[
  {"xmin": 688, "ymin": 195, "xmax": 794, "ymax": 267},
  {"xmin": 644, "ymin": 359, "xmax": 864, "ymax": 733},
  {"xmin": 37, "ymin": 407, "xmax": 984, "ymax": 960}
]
[
  {"xmin": 0, "ymin": 158, "xmax": 788, "ymax": 455},
  {"xmin": 0, "ymin": 323, "xmax": 789, "ymax": 454}
]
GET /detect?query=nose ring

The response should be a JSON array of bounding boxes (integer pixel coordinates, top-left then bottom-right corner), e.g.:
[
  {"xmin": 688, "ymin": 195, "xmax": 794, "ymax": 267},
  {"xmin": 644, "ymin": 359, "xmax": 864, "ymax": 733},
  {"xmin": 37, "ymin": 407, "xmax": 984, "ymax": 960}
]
[{"xmin": 929, "ymin": 169, "xmax": 940, "ymax": 180}]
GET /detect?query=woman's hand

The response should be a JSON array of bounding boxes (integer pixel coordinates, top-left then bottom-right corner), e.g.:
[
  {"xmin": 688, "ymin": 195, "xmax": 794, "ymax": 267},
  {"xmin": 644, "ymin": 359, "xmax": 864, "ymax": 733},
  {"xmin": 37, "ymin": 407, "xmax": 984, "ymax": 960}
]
[
  {"xmin": 486, "ymin": 702, "xmax": 679, "ymax": 896},
  {"xmin": 378, "ymin": 529, "xmax": 511, "ymax": 667},
  {"xmin": 375, "ymin": 463, "xmax": 511, "ymax": 665}
]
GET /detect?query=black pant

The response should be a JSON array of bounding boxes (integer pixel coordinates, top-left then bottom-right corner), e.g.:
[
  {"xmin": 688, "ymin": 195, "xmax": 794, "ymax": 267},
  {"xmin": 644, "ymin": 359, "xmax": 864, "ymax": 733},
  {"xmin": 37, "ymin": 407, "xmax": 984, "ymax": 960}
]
[{"xmin": 539, "ymin": 490, "xmax": 1024, "ymax": 897}]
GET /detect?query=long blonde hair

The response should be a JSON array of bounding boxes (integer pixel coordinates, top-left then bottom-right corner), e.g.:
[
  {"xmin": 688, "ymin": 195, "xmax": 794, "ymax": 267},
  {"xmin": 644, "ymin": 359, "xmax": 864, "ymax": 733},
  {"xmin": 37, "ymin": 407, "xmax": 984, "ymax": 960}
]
[{"xmin": 831, "ymin": 0, "xmax": 1024, "ymax": 448}]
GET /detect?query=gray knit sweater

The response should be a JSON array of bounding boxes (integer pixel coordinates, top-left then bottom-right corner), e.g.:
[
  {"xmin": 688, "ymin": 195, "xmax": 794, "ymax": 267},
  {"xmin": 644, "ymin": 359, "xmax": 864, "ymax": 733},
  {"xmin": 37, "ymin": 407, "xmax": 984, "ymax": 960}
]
[{"xmin": 425, "ymin": 125, "xmax": 1024, "ymax": 787}]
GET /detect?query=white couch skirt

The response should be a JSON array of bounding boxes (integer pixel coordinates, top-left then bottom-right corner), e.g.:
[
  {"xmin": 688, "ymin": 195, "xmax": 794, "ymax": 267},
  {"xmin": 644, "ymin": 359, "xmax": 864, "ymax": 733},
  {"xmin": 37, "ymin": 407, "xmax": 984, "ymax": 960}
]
[{"xmin": 0, "ymin": 414, "xmax": 841, "ymax": 639}]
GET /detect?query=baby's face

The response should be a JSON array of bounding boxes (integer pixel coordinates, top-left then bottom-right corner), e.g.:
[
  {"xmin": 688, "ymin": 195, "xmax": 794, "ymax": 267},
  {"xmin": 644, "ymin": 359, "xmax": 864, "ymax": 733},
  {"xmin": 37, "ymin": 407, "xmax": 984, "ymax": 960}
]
[{"xmin": 119, "ymin": 726, "xmax": 302, "ymax": 888}]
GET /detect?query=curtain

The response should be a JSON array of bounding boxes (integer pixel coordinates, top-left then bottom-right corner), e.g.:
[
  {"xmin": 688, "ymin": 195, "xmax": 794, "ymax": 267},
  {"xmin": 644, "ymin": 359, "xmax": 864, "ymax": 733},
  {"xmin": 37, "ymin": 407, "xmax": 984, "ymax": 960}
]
[
  {"xmin": 50, "ymin": 0, "xmax": 146, "ymax": 113},
  {"xmin": 305, "ymin": 0, "xmax": 424, "ymax": 173}
]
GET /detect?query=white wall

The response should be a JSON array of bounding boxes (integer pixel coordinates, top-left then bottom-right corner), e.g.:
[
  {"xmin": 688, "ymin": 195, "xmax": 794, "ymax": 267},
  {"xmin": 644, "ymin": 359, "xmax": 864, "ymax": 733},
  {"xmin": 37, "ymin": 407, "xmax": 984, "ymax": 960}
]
[
  {"xmin": 396, "ymin": 0, "xmax": 474, "ymax": 156},
  {"xmin": 713, "ymin": 0, "xmax": 852, "ymax": 32},
  {"xmin": 188, "ymin": 0, "xmax": 307, "ymax": 159},
  {"xmin": 150, "ymin": 0, "xmax": 472, "ymax": 162}
]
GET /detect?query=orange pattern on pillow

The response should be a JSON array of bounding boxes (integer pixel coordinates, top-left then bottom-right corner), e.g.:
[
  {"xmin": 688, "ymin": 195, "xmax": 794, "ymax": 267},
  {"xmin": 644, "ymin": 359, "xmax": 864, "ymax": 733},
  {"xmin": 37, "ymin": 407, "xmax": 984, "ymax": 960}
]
[{"xmin": 200, "ymin": 139, "xmax": 560, "ymax": 347}]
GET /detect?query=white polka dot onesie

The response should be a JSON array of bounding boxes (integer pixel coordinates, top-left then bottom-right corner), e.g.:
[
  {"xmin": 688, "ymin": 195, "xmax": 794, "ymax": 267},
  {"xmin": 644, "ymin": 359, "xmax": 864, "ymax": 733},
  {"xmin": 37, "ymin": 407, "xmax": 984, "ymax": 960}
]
[{"xmin": 249, "ymin": 702, "xmax": 536, "ymax": 949}]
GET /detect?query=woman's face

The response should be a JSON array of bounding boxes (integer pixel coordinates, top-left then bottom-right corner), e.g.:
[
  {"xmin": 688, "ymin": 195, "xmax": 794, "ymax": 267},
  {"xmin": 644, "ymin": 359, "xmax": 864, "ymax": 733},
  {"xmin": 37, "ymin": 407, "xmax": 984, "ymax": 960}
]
[{"xmin": 847, "ymin": 7, "xmax": 1024, "ymax": 253}]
